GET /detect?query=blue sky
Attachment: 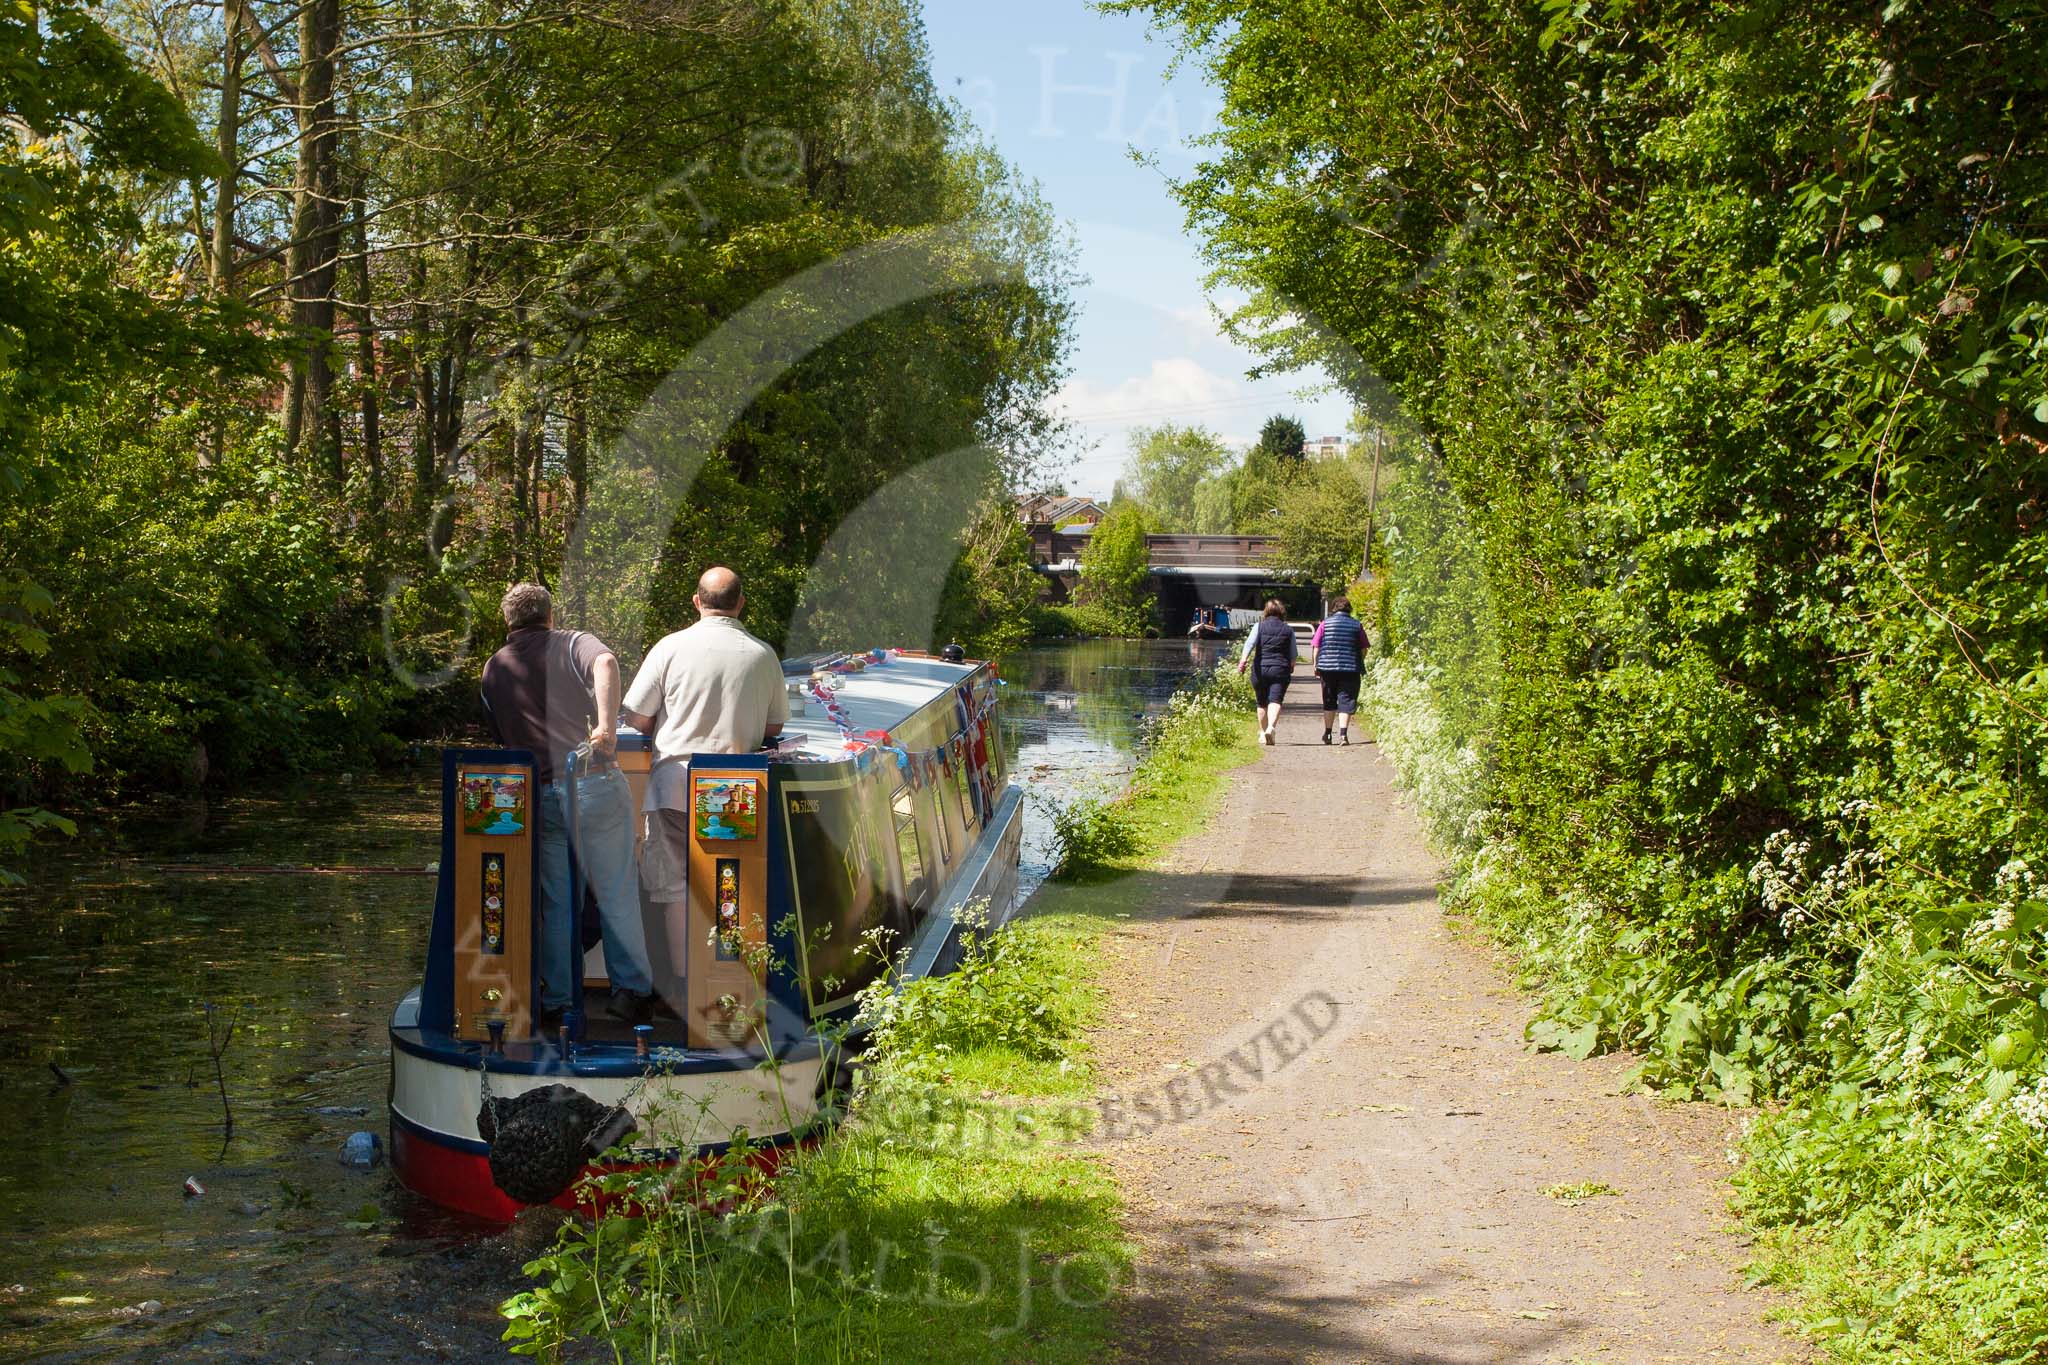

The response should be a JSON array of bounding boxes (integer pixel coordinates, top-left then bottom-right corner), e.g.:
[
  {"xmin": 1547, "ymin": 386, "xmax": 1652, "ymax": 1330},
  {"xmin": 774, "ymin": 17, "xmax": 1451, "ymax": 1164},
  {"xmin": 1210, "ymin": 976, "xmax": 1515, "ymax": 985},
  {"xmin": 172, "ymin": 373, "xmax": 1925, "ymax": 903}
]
[{"xmin": 921, "ymin": 2, "xmax": 1352, "ymax": 499}]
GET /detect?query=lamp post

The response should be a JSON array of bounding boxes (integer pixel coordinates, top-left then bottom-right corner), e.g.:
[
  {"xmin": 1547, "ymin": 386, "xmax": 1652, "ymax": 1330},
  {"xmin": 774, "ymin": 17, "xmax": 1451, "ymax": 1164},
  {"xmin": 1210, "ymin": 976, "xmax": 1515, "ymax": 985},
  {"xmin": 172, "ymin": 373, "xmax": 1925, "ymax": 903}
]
[{"xmin": 1361, "ymin": 428, "xmax": 1384, "ymax": 583}]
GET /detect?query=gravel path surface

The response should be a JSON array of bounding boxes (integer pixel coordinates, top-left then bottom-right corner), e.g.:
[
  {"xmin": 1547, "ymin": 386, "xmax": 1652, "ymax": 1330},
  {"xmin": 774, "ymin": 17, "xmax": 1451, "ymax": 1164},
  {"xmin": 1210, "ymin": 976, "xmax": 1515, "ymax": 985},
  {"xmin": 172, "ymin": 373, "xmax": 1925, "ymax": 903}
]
[{"xmin": 1087, "ymin": 670, "xmax": 1808, "ymax": 1364}]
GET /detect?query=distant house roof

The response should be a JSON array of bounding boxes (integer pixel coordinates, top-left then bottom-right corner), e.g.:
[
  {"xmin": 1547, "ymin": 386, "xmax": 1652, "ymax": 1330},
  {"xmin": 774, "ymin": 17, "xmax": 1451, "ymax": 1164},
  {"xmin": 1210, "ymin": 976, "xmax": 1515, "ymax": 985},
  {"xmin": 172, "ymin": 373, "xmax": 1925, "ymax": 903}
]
[{"xmin": 1017, "ymin": 492, "xmax": 1106, "ymax": 525}]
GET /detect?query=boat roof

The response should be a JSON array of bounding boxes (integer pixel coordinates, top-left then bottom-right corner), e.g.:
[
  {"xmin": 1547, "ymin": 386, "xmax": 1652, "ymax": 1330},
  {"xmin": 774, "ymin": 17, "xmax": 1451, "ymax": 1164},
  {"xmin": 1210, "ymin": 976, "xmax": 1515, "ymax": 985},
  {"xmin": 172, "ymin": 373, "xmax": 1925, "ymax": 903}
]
[{"xmin": 775, "ymin": 651, "xmax": 985, "ymax": 758}]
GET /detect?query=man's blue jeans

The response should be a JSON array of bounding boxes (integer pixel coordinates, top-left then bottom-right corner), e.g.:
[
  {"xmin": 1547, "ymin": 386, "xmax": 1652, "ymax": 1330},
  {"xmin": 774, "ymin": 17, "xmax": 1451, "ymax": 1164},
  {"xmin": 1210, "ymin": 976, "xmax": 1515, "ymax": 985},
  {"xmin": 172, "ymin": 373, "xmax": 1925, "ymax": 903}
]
[{"xmin": 537, "ymin": 768, "xmax": 651, "ymax": 1007}]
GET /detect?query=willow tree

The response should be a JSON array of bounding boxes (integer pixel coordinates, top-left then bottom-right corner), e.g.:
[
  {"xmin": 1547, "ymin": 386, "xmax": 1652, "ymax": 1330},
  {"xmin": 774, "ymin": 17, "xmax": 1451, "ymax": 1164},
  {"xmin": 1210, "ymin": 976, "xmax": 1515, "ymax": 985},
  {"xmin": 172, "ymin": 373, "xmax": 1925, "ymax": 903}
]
[{"xmin": 1121, "ymin": 422, "xmax": 1229, "ymax": 532}]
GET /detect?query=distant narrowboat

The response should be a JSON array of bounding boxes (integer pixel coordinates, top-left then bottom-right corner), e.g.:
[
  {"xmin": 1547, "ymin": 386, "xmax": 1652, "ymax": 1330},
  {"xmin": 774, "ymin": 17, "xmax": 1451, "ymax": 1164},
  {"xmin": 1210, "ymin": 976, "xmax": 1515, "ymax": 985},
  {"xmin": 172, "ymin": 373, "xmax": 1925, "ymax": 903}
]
[
  {"xmin": 388, "ymin": 649, "xmax": 1022, "ymax": 1221},
  {"xmin": 1187, "ymin": 605, "xmax": 1243, "ymax": 639}
]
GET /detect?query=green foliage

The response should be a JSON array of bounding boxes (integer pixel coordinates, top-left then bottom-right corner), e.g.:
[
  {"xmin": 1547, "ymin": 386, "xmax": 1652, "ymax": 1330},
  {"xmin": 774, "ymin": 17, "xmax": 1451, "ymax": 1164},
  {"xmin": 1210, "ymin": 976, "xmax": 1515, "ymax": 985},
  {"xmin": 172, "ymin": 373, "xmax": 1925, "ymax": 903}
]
[
  {"xmin": 0, "ymin": 578, "xmax": 87, "ymax": 884},
  {"xmin": 502, "ymin": 1119, "xmax": 1126, "ymax": 1364},
  {"xmin": 1188, "ymin": 463, "xmax": 1239, "ymax": 535},
  {"xmin": 500, "ymin": 914, "xmax": 1125, "ymax": 1363},
  {"xmin": 1255, "ymin": 414, "xmax": 1305, "ymax": 463},
  {"xmin": 1, "ymin": 0, "xmax": 1078, "ymax": 863},
  {"xmin": 16, "ymin": 412, "xmax": 409, "ymax": 792},
  {"xmin": 931, "ymin": 498, "xmax": 1044, "ymax": 660},
  {"xmin": 1128, "ymin": 0, "xmax": 2048, "ymax": 1353},
  {"xmin": 1046, "ymin": 795, "xmax": 1144, "ymax": 879},
  {"xmin": 1119, "ymin": 422, "xmax": 1230, "ymax": 531},
  {"xmin": 0, "ymin": 1, "xmax": 221, "ymax": 452},
  {"xmin": 857, "ymin": 909, "xmax": 1089, "ymax": 1077},
  {"xmin": 0, "ymin": 0, "xmax": 253, "ymax": 873},
  {"xmin": 1269, "ymin": 449, "xmax": 1375, "ymax": 594},
  {"xmin": 1734, "ymin": 887, "xmax": 2048, "ymax": 1357},
  {"xmin": 1142, "ymin": 659, "xmax": 1256, "ymax": 767},
  {"xmin": 1072, "ymin": 500, "xmax": 1153, "ymax": 635},
  {"xmin": 1030, "ymin": 602, "xmax": 1135, "ymax": 639},
  {"xmin": 1182, "ymin": 413, "xmax": 1323, "ymax": 534},
  {"xmin": 1371, "ymin": 446, "xmax": 1498, "ymax": 748}
]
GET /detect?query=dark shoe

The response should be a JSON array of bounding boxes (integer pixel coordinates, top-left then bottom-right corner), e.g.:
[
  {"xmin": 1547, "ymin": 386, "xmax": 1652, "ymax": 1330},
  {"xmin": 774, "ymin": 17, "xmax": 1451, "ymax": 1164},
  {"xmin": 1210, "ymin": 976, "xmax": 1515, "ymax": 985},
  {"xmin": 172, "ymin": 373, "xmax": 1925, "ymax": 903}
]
[
  {"xmin": 1322, "ymin": 730, "xmax": 1332, "ymax": 745},
  {"xmin": 1340, "ymin": 733, "xmax": 1351, "ymax": 746},
  {"xmin": 1263, "ymin": 730, "xmax": 1275, "ymax": 746},
  {"xmin": 535, "ymin": 1005, "xmax": 566, "ymax": 1033},
  {"xmin": 605, "ymin": 991, "xmax": 656, "ymax": 1026}
]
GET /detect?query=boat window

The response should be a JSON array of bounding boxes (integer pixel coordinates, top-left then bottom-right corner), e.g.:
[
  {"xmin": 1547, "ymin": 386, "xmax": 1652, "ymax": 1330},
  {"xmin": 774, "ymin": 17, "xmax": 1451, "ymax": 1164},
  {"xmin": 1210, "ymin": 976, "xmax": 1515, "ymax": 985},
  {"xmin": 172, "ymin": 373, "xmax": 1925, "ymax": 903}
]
[
  {"xmin": 951, "ymin": 740, "xmax": 978, "ymax": 834},
  {"xmin": 928, "ymin": 773, "xmax": 953, "ymax": 866},
  {"xmin": 985, "ymin": 710, "xmax": 1005, "ymax": 788},
  {"xmin": 783, "ymin": 786, "xmax": 882, "ymax": 1006},
  {"xmin": 854, "ymin": 787, "xmax": 885, "ymax": 888},
  {"xmin": 891, "ymin": 784, "xmax": 927, "ymax": 908},
  {"xmin": 860, "ymin": 780, "xmax": 909, "ymax": 948}
]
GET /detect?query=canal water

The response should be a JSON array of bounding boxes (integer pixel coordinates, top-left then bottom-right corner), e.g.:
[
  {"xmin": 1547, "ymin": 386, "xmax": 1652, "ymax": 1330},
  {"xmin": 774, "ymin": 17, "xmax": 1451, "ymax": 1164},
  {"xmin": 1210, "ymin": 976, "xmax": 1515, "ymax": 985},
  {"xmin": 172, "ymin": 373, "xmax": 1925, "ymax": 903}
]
[{"xmin": 0, "ymin": 638, "xmax": 1226, "ymax": 1362}]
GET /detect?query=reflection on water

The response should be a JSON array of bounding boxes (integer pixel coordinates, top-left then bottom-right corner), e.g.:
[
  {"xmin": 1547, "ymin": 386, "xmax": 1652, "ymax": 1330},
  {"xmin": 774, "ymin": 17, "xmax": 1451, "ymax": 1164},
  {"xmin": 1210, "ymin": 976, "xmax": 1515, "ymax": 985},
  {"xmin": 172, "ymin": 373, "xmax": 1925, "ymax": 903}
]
[
  {"xmin": 0, "ymin": 779, "xmax": 542, "ymax": 1362},
  {"xmin": 1002, "ymin": 637, "xmax": 1229, "ymax": 891},
  {"xmin": 0, "ymin": 639, "xmax": 1223, "ymax": 1360}
]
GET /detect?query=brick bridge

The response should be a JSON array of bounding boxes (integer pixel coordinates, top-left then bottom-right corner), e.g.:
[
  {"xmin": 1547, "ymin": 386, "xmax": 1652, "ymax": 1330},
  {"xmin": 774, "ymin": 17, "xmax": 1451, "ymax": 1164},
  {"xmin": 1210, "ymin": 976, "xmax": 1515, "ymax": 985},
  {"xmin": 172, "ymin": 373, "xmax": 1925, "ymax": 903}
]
[{"xmin": 1025, "ymin": 524, "xmax": 1317, "ymax": 623}]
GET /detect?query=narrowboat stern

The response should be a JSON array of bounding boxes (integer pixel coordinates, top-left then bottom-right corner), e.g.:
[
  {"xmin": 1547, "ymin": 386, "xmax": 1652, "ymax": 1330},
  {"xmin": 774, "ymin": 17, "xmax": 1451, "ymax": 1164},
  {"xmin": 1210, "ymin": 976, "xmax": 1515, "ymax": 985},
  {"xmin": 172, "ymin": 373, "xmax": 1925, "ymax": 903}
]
[{"xmin": 389, "ymin": 649, "xmax": 1022, "ymax": 1220}]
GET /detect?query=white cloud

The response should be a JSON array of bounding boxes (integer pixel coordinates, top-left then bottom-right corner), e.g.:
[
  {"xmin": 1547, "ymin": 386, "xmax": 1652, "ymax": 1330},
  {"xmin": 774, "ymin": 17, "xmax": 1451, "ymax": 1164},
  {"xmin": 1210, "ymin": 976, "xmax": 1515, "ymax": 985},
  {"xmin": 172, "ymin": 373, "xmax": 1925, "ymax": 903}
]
[
  {"xmin": 1157, "ymin": 291, "xmax": 1253, "ymax": 349},
  {"xmin": 1033, "ymin": 353, "xmax": 1358, "ymax": 499},
  {"xmin": 1164, "ymin": 304, "xmax": 1215, "ymax": 346},
  {"xmin": 1050, "ymin": 355, "xmax": 1244, "ymax": 425},
  {"xmin": 1039, "ymin": 357, "xmax": 1293, "ymax": 496}
]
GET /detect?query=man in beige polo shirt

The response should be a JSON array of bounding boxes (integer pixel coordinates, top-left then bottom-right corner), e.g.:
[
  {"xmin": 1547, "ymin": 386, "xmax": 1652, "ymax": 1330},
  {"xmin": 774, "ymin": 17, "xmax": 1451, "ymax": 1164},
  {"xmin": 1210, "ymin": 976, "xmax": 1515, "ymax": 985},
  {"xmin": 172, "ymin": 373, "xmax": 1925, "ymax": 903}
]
[{"xmin": 620, "ymin": 566, "xmax": 788, "ymax": 911}]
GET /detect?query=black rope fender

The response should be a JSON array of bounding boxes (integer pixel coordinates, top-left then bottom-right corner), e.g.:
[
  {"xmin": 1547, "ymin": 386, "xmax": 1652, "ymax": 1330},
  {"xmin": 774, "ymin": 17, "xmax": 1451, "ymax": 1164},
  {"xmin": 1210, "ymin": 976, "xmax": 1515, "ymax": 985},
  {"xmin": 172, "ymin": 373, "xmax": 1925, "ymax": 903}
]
[{"xmin": 477, "ymin": 1083, "xmax": 638, "ymax": 1206}]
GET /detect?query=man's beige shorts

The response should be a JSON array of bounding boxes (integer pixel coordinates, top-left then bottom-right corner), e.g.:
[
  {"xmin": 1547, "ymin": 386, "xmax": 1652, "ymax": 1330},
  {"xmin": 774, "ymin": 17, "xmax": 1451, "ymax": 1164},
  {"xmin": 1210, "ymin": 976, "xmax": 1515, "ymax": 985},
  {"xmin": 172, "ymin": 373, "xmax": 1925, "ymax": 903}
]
[{"xmin": 639, "ymin": 809, "xmax": 690, "ymax": 903}]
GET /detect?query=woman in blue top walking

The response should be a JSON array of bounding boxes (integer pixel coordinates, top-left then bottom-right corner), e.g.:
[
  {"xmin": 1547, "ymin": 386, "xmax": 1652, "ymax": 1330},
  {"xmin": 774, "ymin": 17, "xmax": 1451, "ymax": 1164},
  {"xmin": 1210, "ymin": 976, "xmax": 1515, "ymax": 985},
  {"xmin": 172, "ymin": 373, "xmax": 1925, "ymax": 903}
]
[
  {"xmin": 1236, "ymin": 599, "xmax": 1301, "ymax": 745},
  {"xmin": 1310, "ymin": 596, "xmax": 1368, "ymax": 746}
]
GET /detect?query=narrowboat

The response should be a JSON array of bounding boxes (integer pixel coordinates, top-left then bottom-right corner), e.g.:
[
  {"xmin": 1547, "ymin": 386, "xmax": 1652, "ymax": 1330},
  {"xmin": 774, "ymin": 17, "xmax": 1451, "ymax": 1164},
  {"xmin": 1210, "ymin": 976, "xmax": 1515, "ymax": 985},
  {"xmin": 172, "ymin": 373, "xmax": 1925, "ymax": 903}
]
[
  {"xmin": 388, "ymin": 649, "xmax": 1022, "ymax": 1221},
  {"xmin": 1187, "ymin": 605, "xmax": 1243, "ymax": 639}
]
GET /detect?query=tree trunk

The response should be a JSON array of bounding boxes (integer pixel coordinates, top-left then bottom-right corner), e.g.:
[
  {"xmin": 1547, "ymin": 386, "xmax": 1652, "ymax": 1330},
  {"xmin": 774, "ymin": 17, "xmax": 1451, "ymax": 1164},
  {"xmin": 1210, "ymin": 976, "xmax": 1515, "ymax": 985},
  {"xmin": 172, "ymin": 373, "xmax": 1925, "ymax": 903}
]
[
  {"xmin": 432, "ymin": 245, "xmax": 478, "ymax": 474},
  {"xmin": 511, "ymin": 421, "xmax": 533, "ymax": 580},
  {"xmin": 198, "ymin": 1, "xmax": 248, "ymax": 471},
  {"xmin": 188, "ymin": 180, "xmax": 210, "ymax": 285},
  {"xmin": 285, "ymin": 0, "xmax": 343, "ymax": 486},
  {"xmin": 403, "ymin": 0, "xmax": 435, "ymax": 535},
  {"xmin": 560, "ymin": 379, "xmax": 588, "ymax": 620},
  {"xmin": 528, "ymin": 420, "xmax": 546, "ymax": 585},
  {"xmin": 210, "ymin": 0, "xmax": 242, "ymax": 299},
  {"xmin": 566, "ymin": 380, "xmax": 588, "ymax": 526},
  {"xmin": 409, "ymin": 252, "xmax": 435, "ymax": 521},
  {"xmin": 349, "ymin": 178, "xmax": 381, "ymax": 498}
]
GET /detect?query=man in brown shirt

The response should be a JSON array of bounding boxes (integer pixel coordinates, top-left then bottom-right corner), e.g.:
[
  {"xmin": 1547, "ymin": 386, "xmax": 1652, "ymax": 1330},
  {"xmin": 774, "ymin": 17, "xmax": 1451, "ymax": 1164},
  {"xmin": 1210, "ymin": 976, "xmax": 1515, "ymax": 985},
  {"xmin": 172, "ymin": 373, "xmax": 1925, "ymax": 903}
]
[{"xmin": 480, "ymin": 584, "xmax": 654, "ymax": 1025}]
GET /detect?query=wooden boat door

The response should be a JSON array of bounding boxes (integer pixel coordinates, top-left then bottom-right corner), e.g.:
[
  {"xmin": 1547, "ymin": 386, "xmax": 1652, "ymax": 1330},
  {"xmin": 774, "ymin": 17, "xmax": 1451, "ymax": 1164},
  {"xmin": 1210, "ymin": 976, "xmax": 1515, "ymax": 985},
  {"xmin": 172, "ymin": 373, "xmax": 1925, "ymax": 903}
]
[{"xmin": 450, "ymin": 760, "xmax": 536, "ymax": 1041}]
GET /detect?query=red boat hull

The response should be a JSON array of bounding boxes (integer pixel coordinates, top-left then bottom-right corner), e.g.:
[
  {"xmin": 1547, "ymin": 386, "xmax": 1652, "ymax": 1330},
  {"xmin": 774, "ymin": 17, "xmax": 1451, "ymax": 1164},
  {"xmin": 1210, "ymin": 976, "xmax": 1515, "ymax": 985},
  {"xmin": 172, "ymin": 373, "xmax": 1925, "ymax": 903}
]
[
  {"xmin": 391, "ymin": 1117, "xmax": 562, "ymax": 1222},
  {"xmin": 391, "ymin": 1114, "xmax": 813, "ymax": 1223}
]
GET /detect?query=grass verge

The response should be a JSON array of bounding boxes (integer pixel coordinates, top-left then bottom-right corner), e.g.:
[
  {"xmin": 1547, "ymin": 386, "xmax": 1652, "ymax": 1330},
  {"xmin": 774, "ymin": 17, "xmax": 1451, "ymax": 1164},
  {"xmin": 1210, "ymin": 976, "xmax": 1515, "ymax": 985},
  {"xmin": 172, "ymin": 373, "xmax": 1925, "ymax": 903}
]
[{"xmin": 500, "ymin": 662, "xmax": 1260, "ymax": 1363}]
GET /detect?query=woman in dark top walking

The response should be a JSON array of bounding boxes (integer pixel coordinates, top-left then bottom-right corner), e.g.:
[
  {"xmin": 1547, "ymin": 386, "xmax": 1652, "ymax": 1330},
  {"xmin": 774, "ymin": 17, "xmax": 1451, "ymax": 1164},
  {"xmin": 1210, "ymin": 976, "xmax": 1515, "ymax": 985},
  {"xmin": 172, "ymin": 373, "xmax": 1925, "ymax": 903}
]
[
  {"xmin": 1236, "ymin": 599, "xmax": 1301, "ymax": 745},
  {"xmin": 1310, "ymin": 596, "xmax": 1368, "ymax": 746}
]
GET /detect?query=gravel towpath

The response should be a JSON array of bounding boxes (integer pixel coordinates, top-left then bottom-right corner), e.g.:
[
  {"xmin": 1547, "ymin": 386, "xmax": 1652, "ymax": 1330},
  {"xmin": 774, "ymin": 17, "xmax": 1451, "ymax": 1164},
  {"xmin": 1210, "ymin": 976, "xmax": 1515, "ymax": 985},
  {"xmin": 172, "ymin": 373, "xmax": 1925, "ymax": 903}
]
[{"xmin": 1087, "ymin": 667, "xmax": 1808, "ymax": 1364}]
